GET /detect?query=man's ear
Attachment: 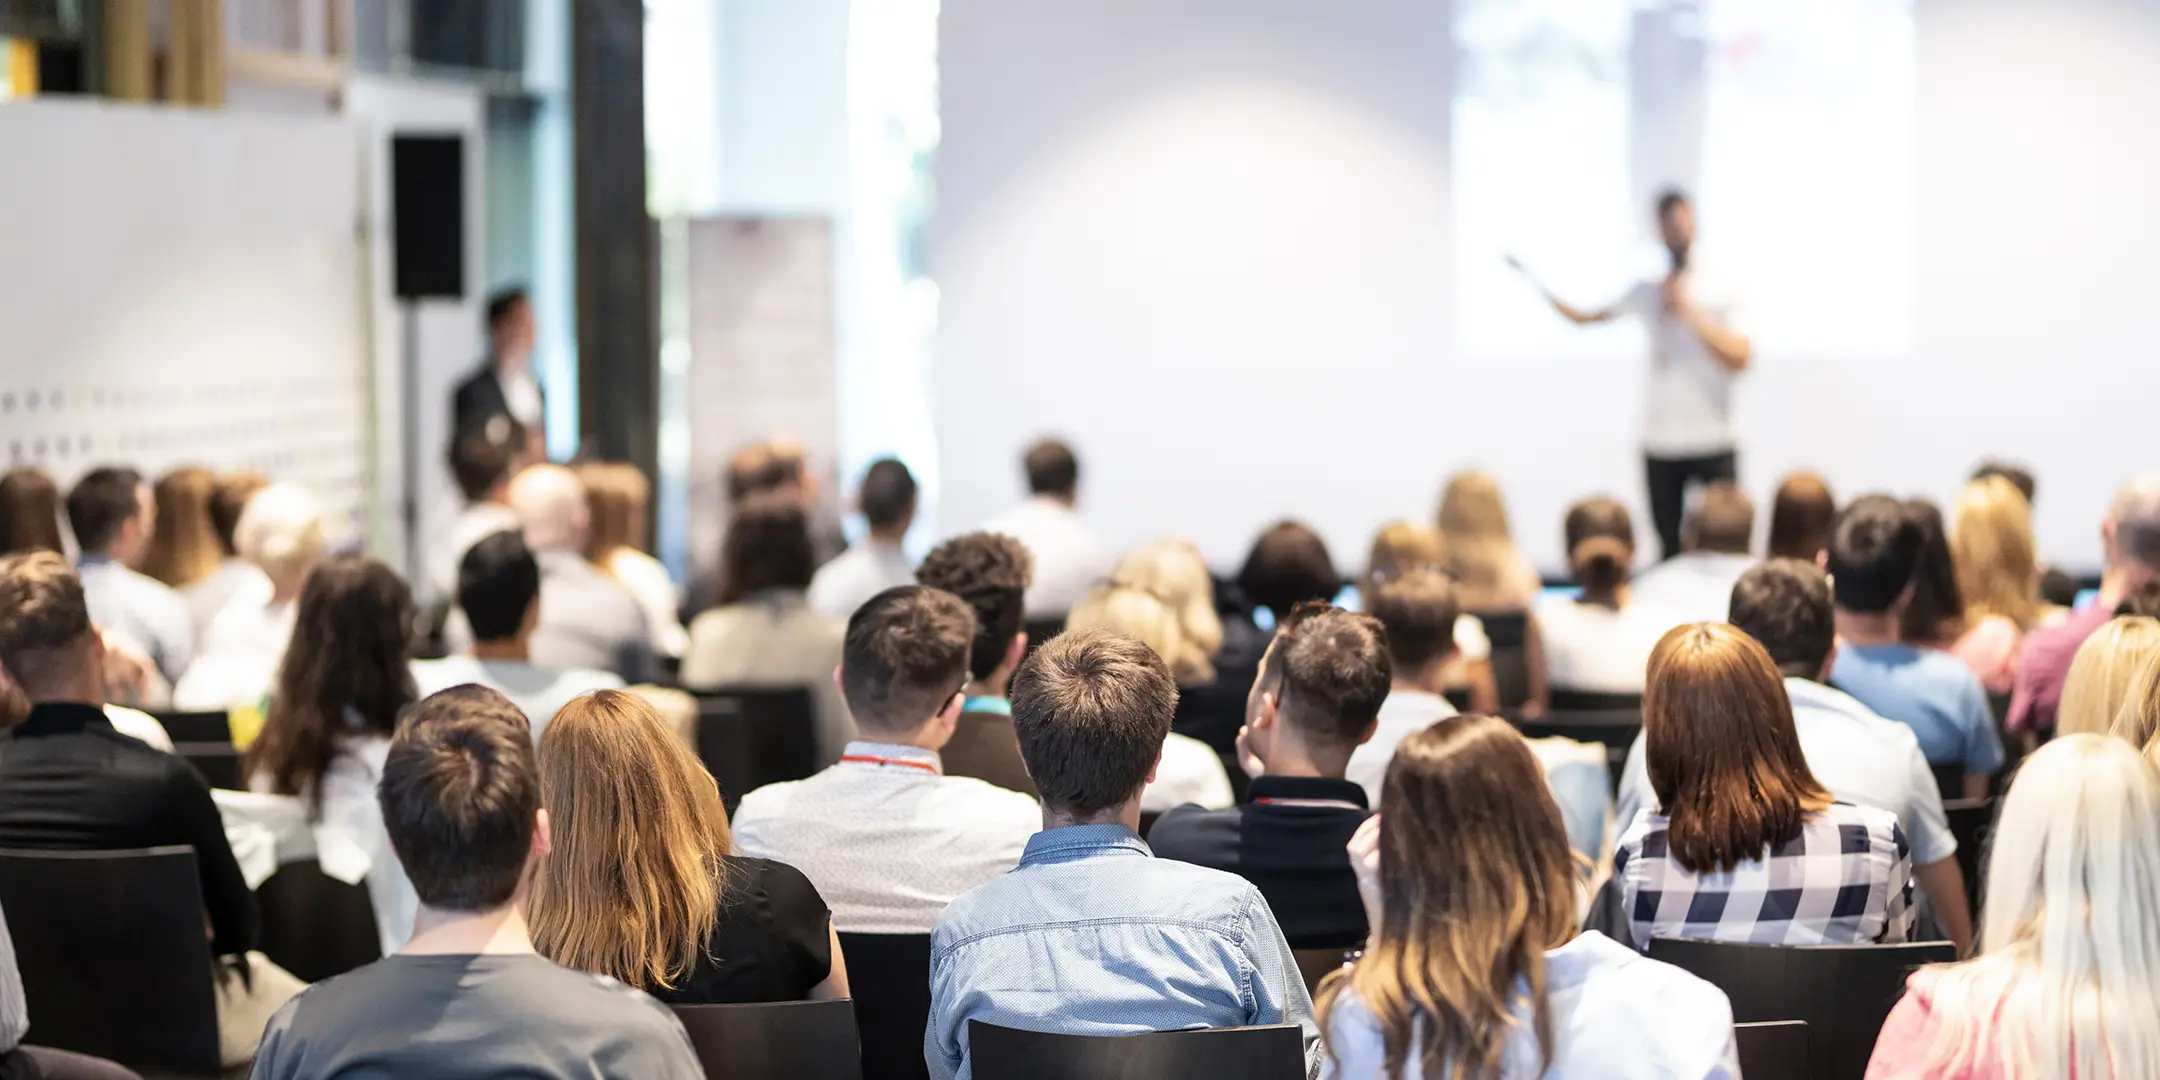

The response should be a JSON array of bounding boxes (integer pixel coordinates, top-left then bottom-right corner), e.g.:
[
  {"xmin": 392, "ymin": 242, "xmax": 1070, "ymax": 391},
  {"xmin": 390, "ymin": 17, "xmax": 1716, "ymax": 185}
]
[
  {"xmin": 832, "ymin": 664, "xmax": 847, "ymax": 699},
  {"xmin": 1819, "ymin": 641, "xmax": 1840, "ymax": 683},
  {"xmin": 1356, "ymin": 716, "xmax": 1379, "ymax": 747},
  {"xmin": 935, "ymin": 690, "xmax": 965, "ymax": 731},
  {"xmin": 1002, "ymin": 632, "xmax": 1028, "ymax": 673},
  {"xmin": 1146, "ymin": 747, "xmax": 1162, "ymax": 786},
  {"xmin": 532, "ymin": 807, "xmax": 553, "ymax": 857},
  {"xmin": 1252, "ymin": 688, "xmax": 1281, "ymax": 733}
]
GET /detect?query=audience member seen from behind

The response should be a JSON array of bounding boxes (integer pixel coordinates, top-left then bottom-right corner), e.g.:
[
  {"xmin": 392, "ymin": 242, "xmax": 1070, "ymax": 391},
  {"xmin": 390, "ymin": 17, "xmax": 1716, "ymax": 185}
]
[
  {"xmin": 1866, "ymin": 735, "xmax": 2160, "ymax": 1080},
  {"xmin": 1899, "ymin": 498, "xmax": 1967, "ymax": 650},
  {"xmin": 531, "ymin": 690, "xmax": 846, "ymax": 1003},
  {"xmin": 1617, "ymin": 624, "xmax": 1916, "ymax": 948},
  {"xmin": 1630, "ymin": 482, "xmax": 1757, "ymax": 626},
  {"xmin": 808, "ymin": 456, "xmax": 920, "ymax": 621},
  {"xmin": 471, "ymin": 463, "xmax": 655, "ymax": 684},
  {"xmin": 2110, "ymin": 650, "xmax": 2160, "ymax": 761},
  {"xmin": 681, "ymin": 493, "xmax": 851, "ymax": 763},
  {"xmin": 1537, "ymin": 497, "xmax": 1674, "ymax": 697},
  {"xmin": 1972, "ymin": 459, "xmax": 2081, "ymax": 608},
  {"xmin": 66, "ymin": 466, "xmax": 193, "ymax": 682},
  {"xmin": 0, "ymin": 552, "xmax": 292, "ymax": 1065},
  {"xmin": 1149, "ymin": 605, "xmax": 1389, "ymax": 950},
  {"xmin": 173, "ymin": 483, "xmax": 327, "ymax": 710},
  {"xmin": 2008, "ymin": 473, "xmax": 2160, "ymax": 735},
  {"xmin": 0, "ymin": 467, "xmax": 64, "ymax": 555},
  {"xmin": 1765, "ymin": 469, "xmax": 1837, "ymax": 562},
  {"xmin": 1322, "ymin": 717, "xmax": 1739, "ymax": 1080},
  {"xmin": 1827, "ymin": 496, "xmax": 2004, "ymax": 798},
  {"xmin": 579, "ymin": 461, "xmax": 688, "ymax": 660},
  {"xmin": 413, "ymin": 531, "xmax": 624, "ymax": 737},
  {"xmin": 245, "ymin": 556, "xmax": 423, "ymax": 955},
  {"xmin": 1363, "ymin": 522, "xmax": 1497, "ymax": 712},
  {"xmin": 1438, "ymin": 470, "xmax": 1552, "ymax": 713},
  {"xmin": 914, "ymin": 531, "xmax": 1037, "ymax": 795},
  {"xmin": 250, "ymin": 686, "xmax": 703, "ymax": 1080},
  {"xmin": 1214, "ymin": 519, "xmax": 1346, "ymax": 777},
  {"xmin": 427, "ymin": 420, "xmax": 527, "ymax": 609},
  {"xmin": 2051, "ymin": 616, "xmax": 2160, "ymax": 737},
  {"xmin": 926, "ymin": 629, "xmax": 1321, "ymax": 1080},
  {"xmin": 1615, "ymin": 560, "xmax": 1972, "ymax": 954},
  {"xmin": 186, "ymin": 471, "xmax": 271, "ymax": 638},
  {"xmin": 731, "ymin": 586, "xmax": 1038, "ymax": 934},
  {"xmin": 1947, "ymin": 476, "xmax": 2047, "ymax": 694},
  {"xmin": 981, "ymin": 438, "xmax": 1112, "ymax": 620},
  {"xmin": 139, "ymin": 466, "xmax": 221, "ymax": 594},
  {"xmin": 1064, "ymin": 583, "xmax": 1236, "ymax": 812}
]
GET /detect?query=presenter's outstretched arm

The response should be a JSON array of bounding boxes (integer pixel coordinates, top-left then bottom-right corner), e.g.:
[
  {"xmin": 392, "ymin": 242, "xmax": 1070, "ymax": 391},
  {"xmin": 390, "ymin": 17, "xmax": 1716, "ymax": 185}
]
[
  {"xmin": 1507, "ymin": 255, "xmax": 1620, "ymax": 326},
  {"xmin": 1667, "ymin": 277, "xmax": 1751, "ymax": 373}
]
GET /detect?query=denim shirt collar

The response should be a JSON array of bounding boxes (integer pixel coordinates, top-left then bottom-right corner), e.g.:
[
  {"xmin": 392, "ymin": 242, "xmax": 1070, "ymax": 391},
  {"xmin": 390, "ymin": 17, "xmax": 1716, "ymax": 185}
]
[{"xmin": 1018, "ymin": 823, "xmax": 1150, "ymax": 867}]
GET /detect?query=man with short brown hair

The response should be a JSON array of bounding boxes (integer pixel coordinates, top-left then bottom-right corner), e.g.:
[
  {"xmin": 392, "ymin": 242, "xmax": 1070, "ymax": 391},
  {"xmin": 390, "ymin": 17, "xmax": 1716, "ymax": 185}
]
[
  {"xmin": 252, "ymin": 685, "xmax": 702, "ymax": 1080},
  {"xmin": 1149, "ymin": 606, "xmax": 1390, "ymax": 950},
  {"xmin": 925, "ymin": 628, "xmax": 1321, "ymax": 1080},
  {"xmin": 916, "ymin": 531, "xmax": 1037, "ymax": 793},
  {"xmin": 1632, "ymin": 480, "xmax": 1759, "ymax": 623},
  {"xmin": 732, "ymin": 586, "xmax": 1039, "ymax": 934}
]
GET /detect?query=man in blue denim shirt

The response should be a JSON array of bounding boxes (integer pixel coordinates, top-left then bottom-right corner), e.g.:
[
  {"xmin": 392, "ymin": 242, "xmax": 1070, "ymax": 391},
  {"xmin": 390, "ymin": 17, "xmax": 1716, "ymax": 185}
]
[{"xmin": 925, "ymin": 629, "xmax": 1322, "ymax": 1080}]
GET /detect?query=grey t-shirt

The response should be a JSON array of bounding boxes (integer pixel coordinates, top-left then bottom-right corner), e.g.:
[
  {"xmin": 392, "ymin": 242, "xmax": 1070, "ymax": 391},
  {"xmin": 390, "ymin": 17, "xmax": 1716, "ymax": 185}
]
[{"xmin": 251, "ymin": 954, "xmax": 702, "ymax": 1080}]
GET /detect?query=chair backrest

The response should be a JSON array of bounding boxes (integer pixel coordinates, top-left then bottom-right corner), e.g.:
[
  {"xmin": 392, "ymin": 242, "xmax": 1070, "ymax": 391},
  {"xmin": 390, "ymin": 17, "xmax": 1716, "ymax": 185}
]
[
  {"xmin": 967, "ymin": 1021, "xmax": 1305, "ymax": 1080},
  {"xmin": 1291, "ymin": 948, "xmax": 1353, "ymax": 998},
  {"xmin": 1646, "ymin": 938, "xmax": 1956, "ymax": 1080},
  {"xmin": 693, "ymin": 686, "xmax": 820, "ymax": 812},
  {"xmin": 671, "ymin": 999, "xmax": 863, "ymax": 1080},
  {"xmin": 1023, "ymin": 617, "xmax": 1066, "ymax": 655},
  {"xmin": 256, "ymin": 858, "xmax": 382, "ymax": 983},
  {"xmin": 175, "ymin": 743, "xmax": 244, "ymax": 791},
  {"xmin": 0, "ymin": 846, "xmax": 221, "ymax": 1076},
  {"xmin": 1473, "ymin": 611, "xmax": 1531, "ymax": 710},
  {"xmin": 1941, "ymin": 797, "xmax": 1996, "ymax": 915},
  {"xmin": 1548, "ymin": 688, "xmax": 1644, "ymax": 712},
  {"xmin": 153, "ymin": 710, "xmax": 232, "ymax": 744},
  {"xmin": 835, "ymin": 933, "xmax": 933, "ymax": 1080},
  {"xmin": 1734, "ymin": 1021, "xmax": 1811, "ymax": 1080},
  {"xmin": 1929, "ymin": 763, "xmax": 1965, "ymax": 803}
]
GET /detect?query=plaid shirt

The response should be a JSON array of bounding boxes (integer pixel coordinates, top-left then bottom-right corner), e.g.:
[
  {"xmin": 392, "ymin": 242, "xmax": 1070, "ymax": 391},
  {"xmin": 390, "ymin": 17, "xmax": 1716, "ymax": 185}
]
[{"xmin": 1614, "ymin": 801, "xmax": 1914, "ymax": 949}]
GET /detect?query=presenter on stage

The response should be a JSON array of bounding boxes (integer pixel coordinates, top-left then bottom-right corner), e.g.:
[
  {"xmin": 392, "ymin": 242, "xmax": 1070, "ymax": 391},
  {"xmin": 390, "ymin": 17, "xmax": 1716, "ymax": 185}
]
[{"xmin": 1520, "ymin": 189, "xmax": 1751, "ymax": 562}]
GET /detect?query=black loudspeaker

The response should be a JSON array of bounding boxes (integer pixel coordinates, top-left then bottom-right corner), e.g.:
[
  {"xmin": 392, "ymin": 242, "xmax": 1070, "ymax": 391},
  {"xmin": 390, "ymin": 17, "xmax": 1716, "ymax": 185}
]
[{"xmin": 390, "ymin": 135, "xmax": 465, "ymax": 300}]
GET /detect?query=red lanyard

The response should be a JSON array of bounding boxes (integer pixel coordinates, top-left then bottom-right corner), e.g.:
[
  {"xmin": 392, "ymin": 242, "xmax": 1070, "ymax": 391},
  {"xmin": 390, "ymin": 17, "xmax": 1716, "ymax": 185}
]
[
  {"xmin": 840, "ymin": 754, "xmax": 941, "ymax": 775},
  {"xmin": 1253, "ymin": 797, "xmax": 1364, "ymax": 811}
]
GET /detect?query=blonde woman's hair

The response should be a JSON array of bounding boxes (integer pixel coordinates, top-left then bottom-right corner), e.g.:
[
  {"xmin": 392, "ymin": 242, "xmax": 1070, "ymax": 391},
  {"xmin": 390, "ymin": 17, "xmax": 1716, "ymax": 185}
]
[
  {"xmin": 1953, "ymin": 476, "xmax": 2043, "ymax": 630},
  {"xmin": 1067, "ymin": 583, "xmax": 1209, "ymax": 686},
  {"xmin": 140, "ymin": 466, "xmax": 222, "ymax": 588},
  {"xmin": 529, "ymin": 689, "xmax": 730, "ymax": 991},
  {"xmin": 1366, "ymin": 520, "xmax": 1445, "ymax": 591},
  {"xmin": 233, "ymin": 483, "xmax": 326, "ymax": 589},
  {"xmin": 2056, "ymin": 616, "xmax": 2160, "ymax": 736},
  {"xmin": 1104, "ymin": 539, "xmax": 1221, "ymax": 681},
  {"xmin": 1319, "ymin": 716, "xmax": 1578, "ymax": 1080},
  {"xmin": 578, "ymin": 462, "xmax": 652, "ymax": 569},
  {"xmin": 1914, "ymin": 734, "xmax": 2160, "ymax": 1079},
  {"xmin": 2111, "ymin": 649, "xmax": 2160, "ymax": 757},
  {"xmin": 1437, "ymin": 470, "xmax": 1531, "ymax": 608}
]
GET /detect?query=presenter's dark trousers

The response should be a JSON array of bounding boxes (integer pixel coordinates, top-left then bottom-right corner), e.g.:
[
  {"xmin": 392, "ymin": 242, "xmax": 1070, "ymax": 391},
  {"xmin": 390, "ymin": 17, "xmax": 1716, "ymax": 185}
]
[{"xmin": 1645, "ymin": 450, "xmax": 1738, "ymax": 562}]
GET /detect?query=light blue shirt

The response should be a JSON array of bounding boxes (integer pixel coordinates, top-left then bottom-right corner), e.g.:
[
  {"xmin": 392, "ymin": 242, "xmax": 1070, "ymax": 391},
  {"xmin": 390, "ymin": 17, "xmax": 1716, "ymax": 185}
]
[
  {"xmin": 1831, "ymin": 644, "xmax": 2004, "ymax": 775},
  {"xmin": 1615, "ymin": 677, "xmax": 1958, "ymax": 868},
  {"xmin": 1321, "ymin": 931, "xmax": 1738, "ymax": 1079},
  {"xmin": 76, "ymin": 555, "xmax": 196, "ymax": 683},
  {"xmin": 926, "ymin": 824, "xmax": 1322, "ymax": 1080}
]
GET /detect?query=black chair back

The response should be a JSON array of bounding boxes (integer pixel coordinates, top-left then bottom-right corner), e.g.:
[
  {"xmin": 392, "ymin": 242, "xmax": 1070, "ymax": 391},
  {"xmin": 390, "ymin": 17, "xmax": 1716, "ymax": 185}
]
[
  {"xmin": 1023, "ymin": 617, "xmax": 1066, "ymax": 654},
  {"xmin": 1929, "ymin": 763, "xmax": 1965, "ymax": 803},
  {"xmin": 1548, "ymin": 688, "xmax": 1643, "ymax": 712},
  {"xmin": 257, "ymin": 858, "xmax": 382, "ymax": 983},
  {"xmin": 835, "ymin": 933, "xmax": 932, "ymax": 1080},
  {"xmin": 152, "ymin": 711, "xmax": 232, "ymax": 743},
  {"xmin": 694, "ymin": 687, "xmax": 820, "ymax": 812},
  {"xmin": 672, "ymin": 999, "xmax": 863, "ymax": 1080},
  {"xmin": 156, "ymin": 710, "xmax": 244, "ymax": 791},
  {"xmin": 1734, "ymin": 1021, "xmax": 1810, "ymax": 1080},
  {"xmin": 0, "ymin": 846, "xmax": 220, "ymax": 1077},
  {"xmin": 1646, "ymin": 938, "xmax": 1955, "ymax": 1080},
  {"xmin": 1474, "ymin": 611, "xmax": 1532, "ymax": 710},
  {"xmin": 967, "ymin": 1021, "xmax": 1305, "ymax": 1080},
  {"xmin": 1941, "ymin": 797, "xmax": 1995, "ymax": 916}
]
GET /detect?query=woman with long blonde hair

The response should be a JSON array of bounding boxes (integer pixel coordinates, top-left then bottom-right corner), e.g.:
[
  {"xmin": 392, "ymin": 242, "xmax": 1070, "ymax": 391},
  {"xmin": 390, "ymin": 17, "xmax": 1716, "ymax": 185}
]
[
  {"xmin": 530, "ymin": 689, "xmax": 846, "ymax": 1003},
  {"xmin": 1099, "ymin": 538, "xmax": 1223, "ymax": 683},
  {"xmin": 1867, "ymin": 735, "xmax": 2160, "ymax": 1079},
  {"xmin": 1437, "ymin": 472, "xmax": 1549, "ymax": 714},
  {"xmin": 140, "ymin": 466, "xmax": 222, "ymax": 589},
  {"xmin": 1366, "ymin": 521, "xmax": 1499, "ymax": 713},
  {"xmin": 577, "ymin": 461, "xmax": 687, "ymax": 658},
  {"xmin": 2054, "ymin": 616, "xmax": 2160, "ymax": 737},
  {"xmin": 1946, "ymin": 476, "xmax": 2044, "ymax": 693},
  {"xmin": 1322, "ymin": 715, "xmax": 1737, "ymax": 1079}
]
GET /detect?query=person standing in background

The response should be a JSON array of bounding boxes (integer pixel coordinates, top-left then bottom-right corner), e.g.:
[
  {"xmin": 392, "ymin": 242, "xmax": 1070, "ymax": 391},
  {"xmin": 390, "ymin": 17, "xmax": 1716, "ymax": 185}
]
[
  {"xmin": 808, "ymin": 457, "xmax": 920, "ymax": 621},
  {"xmin": 983, "ymin": 439, "xmax": 1112, "ymax": 621},
  {"xmin": 1524, "ymin": 189, "xmax": 1752, "ymax": 561},
  {"xmin": 453, "ymin": 287, "xmax": 547, "ymax": 458}
]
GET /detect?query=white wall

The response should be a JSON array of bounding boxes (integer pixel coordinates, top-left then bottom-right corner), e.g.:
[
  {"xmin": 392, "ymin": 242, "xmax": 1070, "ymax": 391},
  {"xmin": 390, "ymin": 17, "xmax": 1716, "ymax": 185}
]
[{"xmin": 935, "ymin": 0, "xmax": 2160, "ymax": 572}]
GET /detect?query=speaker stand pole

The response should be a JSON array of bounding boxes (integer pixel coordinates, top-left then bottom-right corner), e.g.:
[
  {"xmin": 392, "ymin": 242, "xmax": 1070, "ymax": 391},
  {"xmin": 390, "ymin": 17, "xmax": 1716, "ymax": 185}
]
[{"xmin": 401, "ymin": 298, "xmax": 422, "ymax": 582}]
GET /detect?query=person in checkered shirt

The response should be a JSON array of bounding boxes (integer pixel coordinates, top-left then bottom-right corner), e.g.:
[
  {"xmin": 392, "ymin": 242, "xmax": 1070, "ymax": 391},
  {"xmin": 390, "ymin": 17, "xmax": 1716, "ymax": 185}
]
[{"xmin": 1616, "ymin": 623, "xmax": 1916, "ymax": 948}]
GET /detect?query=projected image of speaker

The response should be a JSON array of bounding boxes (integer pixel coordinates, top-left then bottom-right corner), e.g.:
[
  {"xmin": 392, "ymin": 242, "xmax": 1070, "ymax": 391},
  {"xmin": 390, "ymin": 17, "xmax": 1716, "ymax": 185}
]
[{"xmin": 390, "ymin": 135, "xmax": 465, "ymax": 300}]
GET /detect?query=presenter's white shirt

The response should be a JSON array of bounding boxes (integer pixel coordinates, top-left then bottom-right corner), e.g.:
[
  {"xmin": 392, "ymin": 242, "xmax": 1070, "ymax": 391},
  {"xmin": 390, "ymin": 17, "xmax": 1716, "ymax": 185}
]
[{"xmin": 1622, "ymin": 274, "xmax": 1742, "ymax": 458}]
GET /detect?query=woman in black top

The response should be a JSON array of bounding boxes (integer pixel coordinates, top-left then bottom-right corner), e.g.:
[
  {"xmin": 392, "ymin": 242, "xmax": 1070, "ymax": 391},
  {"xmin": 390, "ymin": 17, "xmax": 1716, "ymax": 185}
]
[{"xmin": 528, "ymin": 690, "xmax": 845, "ymax": 1003}]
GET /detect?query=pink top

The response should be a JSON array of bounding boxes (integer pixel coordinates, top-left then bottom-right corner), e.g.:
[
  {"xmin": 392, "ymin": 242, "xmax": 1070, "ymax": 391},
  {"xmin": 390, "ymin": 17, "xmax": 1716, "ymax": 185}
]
[
  {"xmin": 1866, "ymin": 969, "xmax": 2016, "ymax": 1080},
  {"xmin": 2007, "ymin": 599, "xmax": 2117, "ymax": 733},
  {"xmin": 1949, "ymin": 614, "xmax": 2024, "ymax": 695}
]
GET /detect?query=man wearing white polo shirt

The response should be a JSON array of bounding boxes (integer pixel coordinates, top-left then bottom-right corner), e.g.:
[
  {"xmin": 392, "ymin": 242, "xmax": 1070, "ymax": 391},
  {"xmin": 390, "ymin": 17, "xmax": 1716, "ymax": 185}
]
[{"xmin": 1615, "ymin": 559, "xmax": 1972, "ymax": 955}]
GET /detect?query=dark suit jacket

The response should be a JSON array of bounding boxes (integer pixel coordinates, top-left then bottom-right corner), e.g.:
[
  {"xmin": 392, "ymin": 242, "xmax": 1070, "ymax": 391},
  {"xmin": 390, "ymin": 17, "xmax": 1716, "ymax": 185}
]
[
  {"xmin": 451, "ymin": 362, "xmax": 543, "ymax": 437},
  {"xmin": 942, "ymin": 708, "xmax": 1036, "ymax": 798},
  {"xmin": 0, "ymin": 702, "xmax": 259, "ymax": 957}
]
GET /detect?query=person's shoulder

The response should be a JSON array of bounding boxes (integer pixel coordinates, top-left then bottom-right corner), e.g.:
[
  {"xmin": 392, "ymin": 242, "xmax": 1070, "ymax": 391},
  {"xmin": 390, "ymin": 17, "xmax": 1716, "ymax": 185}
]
[
  {"xmin": 730, "ymin": 776, "xmax": 813, "ymax": 824},
  {"xmin": 556, "ymin": 666, "xmax": 627, "ymax": 692},
  {"xmin": 1824, "ymin": 798, "xmax": 1903, "ymax": 835},
  {"xmin": 1144, "ymin": 803, "xmax": 1238, "ymax": 860},
  {"xmin": 722, "ymin": 853, "xmax": 823, "ymax": 905},
  {"xmin": 932, "ymin": 773, "xmax": 1041, "ymax": 816}
]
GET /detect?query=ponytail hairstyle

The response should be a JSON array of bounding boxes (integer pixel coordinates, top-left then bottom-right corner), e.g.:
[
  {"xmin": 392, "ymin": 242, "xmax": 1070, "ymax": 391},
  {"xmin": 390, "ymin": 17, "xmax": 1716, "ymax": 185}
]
[{"xmin": 1563, "ymin": 496, "xmax": 1635, "ymax": 605}]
